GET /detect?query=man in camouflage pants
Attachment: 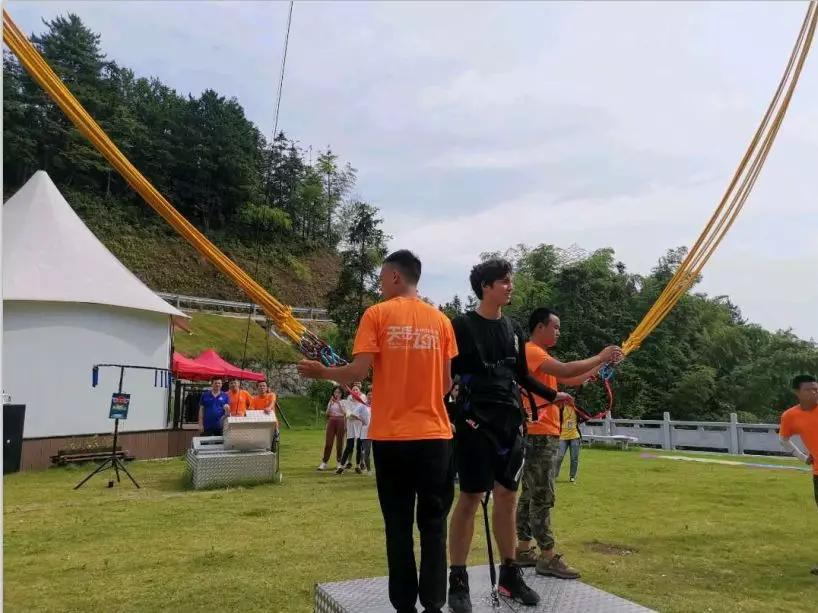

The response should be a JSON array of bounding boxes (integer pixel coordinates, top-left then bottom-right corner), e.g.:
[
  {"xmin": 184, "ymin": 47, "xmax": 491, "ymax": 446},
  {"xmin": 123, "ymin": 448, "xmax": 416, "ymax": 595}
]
[
  {"xmin": 515, "ymin": 307, "xmax": 622, "ymax": 578},
  {"xmin": 517, "ymin": 432, "xmax": 579, "ymax": 578}
]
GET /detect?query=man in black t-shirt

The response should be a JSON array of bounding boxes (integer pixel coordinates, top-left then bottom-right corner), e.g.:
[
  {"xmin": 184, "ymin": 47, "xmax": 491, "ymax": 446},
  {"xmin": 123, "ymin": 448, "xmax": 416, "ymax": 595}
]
[{"xmin": 447, "ymin": 259, "xmax": 571, "ymax": 612}]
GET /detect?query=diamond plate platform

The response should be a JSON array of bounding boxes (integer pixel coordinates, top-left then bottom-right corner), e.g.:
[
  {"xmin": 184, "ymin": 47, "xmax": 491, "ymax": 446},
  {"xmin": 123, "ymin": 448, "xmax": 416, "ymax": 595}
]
[{"xmin": 315, "ymin": 565, "xmax": 656, "ymax": 613}]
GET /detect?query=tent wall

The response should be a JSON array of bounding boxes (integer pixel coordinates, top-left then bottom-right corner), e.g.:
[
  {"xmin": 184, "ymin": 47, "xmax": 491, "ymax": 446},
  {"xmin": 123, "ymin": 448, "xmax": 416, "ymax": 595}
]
[{"xmin": 2, "ymin": 301, "xmax": 172, "ymax": 438}]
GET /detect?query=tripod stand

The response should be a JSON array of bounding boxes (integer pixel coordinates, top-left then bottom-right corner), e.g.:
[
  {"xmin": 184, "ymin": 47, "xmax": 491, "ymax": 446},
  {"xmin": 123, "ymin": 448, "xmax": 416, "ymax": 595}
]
[{"xmin": 75, "ymin": 366, "xmax": 141, "ymax": 490}]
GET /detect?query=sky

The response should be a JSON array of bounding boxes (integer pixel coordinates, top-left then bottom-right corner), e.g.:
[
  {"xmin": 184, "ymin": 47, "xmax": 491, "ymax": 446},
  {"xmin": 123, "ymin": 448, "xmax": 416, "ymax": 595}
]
[{"xmin": 8, "ymin": 1, "xmax": 818, "ymax": 340}]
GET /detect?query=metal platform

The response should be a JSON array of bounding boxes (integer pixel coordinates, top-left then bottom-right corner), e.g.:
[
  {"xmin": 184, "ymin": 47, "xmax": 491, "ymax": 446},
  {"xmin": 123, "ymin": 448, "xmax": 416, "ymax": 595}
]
[
  {"xmin": 186, "ymin": 434, "xmax": 278, "ymax": 489},
  {"xmin": 315, "ymin": 565, "xmax": 656, "ymax": 612}
]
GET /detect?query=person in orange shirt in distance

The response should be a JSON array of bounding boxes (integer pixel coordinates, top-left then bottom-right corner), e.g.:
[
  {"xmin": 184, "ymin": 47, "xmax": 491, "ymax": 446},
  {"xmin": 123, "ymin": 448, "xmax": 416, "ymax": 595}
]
[
  {"xmin": 226, "ymin": 378, "xmax": 252, "ymax": 416},
  {"xmin": 252, "ymin": 380, "xmax": 279, "ymax": 437},
  {"xmin": 778, "ymin": 374, "xmax": 818, "ymax": 576}
]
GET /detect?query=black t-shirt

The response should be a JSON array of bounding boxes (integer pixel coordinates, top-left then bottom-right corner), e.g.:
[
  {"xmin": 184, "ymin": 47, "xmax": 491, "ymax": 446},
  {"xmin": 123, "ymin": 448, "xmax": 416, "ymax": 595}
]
[{"xmin": 451, "ymin": 311, "xmax": 557, "ymax": 410}]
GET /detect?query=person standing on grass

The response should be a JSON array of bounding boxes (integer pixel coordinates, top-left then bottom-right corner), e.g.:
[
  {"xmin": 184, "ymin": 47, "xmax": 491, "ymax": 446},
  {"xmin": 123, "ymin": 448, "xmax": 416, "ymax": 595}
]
[
  {"xmin": 227, "ymin": 378, "xmax": 252, "ymax": 416},
  {"xmin": 252, "ymin": 381, "xmax": 277, "ymax": 415},
  {"xmin": 319, "ymin": 386, "xmax": 346, "ymax": 471},
  {"xmin": 338, "ymin": 383, "xmax": 369, "ymax": 474},
  {"xmin": 299, "ymin": 249, "xmax": 457, "ymax": 613},
  {"xmin": 198, "ymin": 377, "xmax": 230, "ymax": 436},
  {"xmin": 515, "ymin": 307, "xmax": 621, "ymax": 582},
  {"xmin": 778, "ymin": 373, "xmax": 818, "ymax": 576},
  {"xmin": 555, "ymin": 403, "xmax": 581, "ymax": 483},
  {"xmin": 359, "ymin": 389, "xmax": 373, "ymax": 474},
  {"xmin": 252, "ymin": 380, "xmax": 279, "ymax": 439},
  {"xmin": 447, "ymin": 259, "xmax": 574, "ymax": 611}
]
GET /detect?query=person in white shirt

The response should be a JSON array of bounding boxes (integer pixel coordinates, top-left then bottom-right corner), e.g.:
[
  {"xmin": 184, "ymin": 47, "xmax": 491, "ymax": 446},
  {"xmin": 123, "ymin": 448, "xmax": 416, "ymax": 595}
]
[
  {"xmin": 337, "ymin": 383, "xmax": 369, "ymax": 474},
  {"xmin": 358, "ymin": 395, "xmax": 373, "ymax": 474}
]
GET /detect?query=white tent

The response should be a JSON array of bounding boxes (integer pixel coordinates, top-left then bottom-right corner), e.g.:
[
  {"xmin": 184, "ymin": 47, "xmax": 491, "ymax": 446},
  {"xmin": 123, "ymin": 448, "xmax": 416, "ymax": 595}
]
[{"xmin": 2, "ymin": 171, "xmax": 187, "ymax": 438}]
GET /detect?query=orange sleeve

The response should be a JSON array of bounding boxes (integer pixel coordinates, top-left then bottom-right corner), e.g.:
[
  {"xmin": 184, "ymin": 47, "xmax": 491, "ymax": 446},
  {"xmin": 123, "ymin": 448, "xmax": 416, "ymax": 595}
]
[
  {"xmin": 779, "ymin": 410, "xmax": 795, "ymax": 438},
  {"xmin": 525, "ymin": 344, "xmax": 548, "ymax": 374},
  {"xmin": 352, "ymin": 307, "xmax": 381, "ymax": 355},
  {"xmin": 443, "ymin": 317, "xmax": 458, "ymax": 359}
]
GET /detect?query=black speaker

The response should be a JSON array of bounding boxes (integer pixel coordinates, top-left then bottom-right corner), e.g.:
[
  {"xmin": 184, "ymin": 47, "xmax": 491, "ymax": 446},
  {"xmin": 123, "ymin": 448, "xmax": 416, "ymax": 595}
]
[{"xmin": 4, "ymin": 404, "xmax": 26, "ymax": 474}]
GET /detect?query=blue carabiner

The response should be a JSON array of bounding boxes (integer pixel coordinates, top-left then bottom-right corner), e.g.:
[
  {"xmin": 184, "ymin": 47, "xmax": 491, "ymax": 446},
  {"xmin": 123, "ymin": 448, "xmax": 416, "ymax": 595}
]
[{"xmin": 598, "ymin": 363, "xmax": 615, "ymax": 381}]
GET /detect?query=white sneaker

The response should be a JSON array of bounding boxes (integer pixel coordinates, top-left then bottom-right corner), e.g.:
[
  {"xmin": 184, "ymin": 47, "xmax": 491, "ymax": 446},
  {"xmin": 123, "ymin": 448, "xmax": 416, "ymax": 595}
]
[
  {"xmin": 569, "ymin": 477, "xmax": 576, "ymax": 484},
  {"xmin": 317, "ymin": 462, "xmax": 327, "ymax": 471}
]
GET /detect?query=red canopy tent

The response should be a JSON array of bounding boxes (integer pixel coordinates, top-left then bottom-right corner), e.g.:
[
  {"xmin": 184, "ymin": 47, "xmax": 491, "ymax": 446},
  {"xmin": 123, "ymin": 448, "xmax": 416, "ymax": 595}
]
[
  {"xmin": 192, "ymin": 349, "xmax": 266, "ymax": 382},
  {"xmin": 171, "ymin": 352, "xmax": 222, "ymax": 381}
]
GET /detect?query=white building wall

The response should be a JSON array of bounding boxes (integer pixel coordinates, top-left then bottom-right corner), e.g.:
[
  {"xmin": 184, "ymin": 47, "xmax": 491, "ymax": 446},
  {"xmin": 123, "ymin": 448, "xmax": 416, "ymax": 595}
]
[{"xmin": 2, "ymin": 301, "xmax": 171, "ymax": 438}]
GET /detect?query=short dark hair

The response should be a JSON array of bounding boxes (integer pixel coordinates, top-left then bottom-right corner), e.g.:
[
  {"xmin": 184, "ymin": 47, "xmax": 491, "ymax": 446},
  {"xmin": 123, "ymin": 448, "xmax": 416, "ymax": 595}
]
[
  {"xmin": 528, "ymin": 307, "xmax": 556, "ymax": 334},
  {"xmin": 211, "ymin": 377, "xmax": 223, "ymax": 384},
  {"xmin": 384, "ymin": 250, "xmax": 421, "ymax": 285},
  {"xmin": 792, "ymin": 374, "xmax": 817, "ymax": 390},
  {"xmin": 470, "ymin": 258, "xmax": 512, "ymax": 299}
]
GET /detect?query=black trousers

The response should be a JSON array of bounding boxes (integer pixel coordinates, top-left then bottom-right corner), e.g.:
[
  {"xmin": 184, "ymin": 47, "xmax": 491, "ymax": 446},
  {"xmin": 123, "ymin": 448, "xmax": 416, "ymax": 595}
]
[
  {"xmin": 373, "ymin": 439, "xmax": 454, "ymax": 612},
  {"xmin": 341, "ymin": 437, "xmax": 365, "ymax": 466}
]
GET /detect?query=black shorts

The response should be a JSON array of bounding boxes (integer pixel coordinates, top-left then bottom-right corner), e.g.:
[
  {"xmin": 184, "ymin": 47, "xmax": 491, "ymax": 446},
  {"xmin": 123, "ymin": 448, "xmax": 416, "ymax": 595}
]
[{"xmin": 455, "ymin": 423, "xmax": 524, "ymax": 493}]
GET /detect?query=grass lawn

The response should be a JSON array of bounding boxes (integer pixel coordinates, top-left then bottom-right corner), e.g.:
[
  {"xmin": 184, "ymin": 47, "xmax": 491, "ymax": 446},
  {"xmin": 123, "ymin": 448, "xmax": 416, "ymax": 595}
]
[{"xmin": 4, "ymin": 431, "xmax": 816, "ymax": 612}]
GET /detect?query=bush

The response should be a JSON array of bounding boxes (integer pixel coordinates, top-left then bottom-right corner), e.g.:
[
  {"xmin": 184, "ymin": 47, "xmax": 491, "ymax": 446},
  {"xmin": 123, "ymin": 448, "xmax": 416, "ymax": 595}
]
[{"xmin": 307, "ymin": 380, "xmax": 335, "ymax": 408}]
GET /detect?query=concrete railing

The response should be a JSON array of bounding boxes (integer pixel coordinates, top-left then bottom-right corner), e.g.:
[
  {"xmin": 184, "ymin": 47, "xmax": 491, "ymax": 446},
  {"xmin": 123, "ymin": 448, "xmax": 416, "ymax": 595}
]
[
  {"xmin": 583, "ymin": 412, "xmax": 807, "ymax": 456},
  {"xmin": 157, "ymin": 292, "xmax": 330, "ymax": 322}
]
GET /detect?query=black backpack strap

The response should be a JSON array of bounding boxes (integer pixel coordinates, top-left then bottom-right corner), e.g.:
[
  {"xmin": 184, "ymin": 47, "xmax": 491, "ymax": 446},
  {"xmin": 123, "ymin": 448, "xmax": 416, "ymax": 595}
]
[{"xmin": 461, "ymin": 313, "xmax": 490, "ymax": 369}]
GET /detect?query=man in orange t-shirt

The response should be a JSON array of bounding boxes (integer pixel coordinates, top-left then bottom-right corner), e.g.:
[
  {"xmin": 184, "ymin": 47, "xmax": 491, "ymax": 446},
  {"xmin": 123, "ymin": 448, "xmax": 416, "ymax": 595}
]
[
  {"xmin": 778, "ymin": 373, "xmax": 818, "ymax": 576},
  {"xmin": 226, "ymin": 379, "xmax": 252, "ymax": 417},
  {"xmin": 252, "ymin": 381, "xmax": 279, "ymax": 436},
  {"xmin": 298, "ymin": 250, "xmax": 457, "ymax": 612},
  {"xmin": 516, "ymin": 307, "xmax": 621, "ymax": 581},
  {"xmin": 251, "ymin": 381, "xmax": 277, "ymax": 414}
]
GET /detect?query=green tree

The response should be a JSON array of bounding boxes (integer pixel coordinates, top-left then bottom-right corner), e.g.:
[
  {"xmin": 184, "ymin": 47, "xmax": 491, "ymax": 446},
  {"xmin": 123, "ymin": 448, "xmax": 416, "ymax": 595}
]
[
  {"xmin": 315, "ymin": 148, "xmax": 356, "ymax": 244},
  {"xmin": 440, "ymin": 295, "xmax": 464, "ymax": 319},
  {"xmin": 327, "ymin": 201, "xmax": 389, "ymax": 355}
]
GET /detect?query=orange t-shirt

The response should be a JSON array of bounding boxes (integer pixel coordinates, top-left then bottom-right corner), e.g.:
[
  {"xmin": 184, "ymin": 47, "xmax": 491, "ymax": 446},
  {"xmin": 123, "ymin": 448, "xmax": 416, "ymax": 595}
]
[
  {"xmin": 779, "ymin": 404, "xmax": 818, "ymax": 475},
  {"xmin": 523, "ymin": 342, "xmax": 561, "ymax": 437},
  {"xmin": 227, "ymin": 389, "xmax": 253, "ymax": 416},
  {"xmin": 352, "ymin": 296, "xmax": 458, "ymax": 441},
  {"xmin": 251, "ymin": 392, "xmax": 277, "ymax": 411}
]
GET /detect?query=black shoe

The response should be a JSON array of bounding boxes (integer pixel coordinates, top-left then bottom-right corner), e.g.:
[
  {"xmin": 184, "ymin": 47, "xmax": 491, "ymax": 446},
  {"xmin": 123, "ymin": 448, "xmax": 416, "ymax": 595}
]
[
  {"xmin": 448, "ymin": 568, "xmax": 472, "ymax": 613},
  {"xmin": 498, "ymin": 563, "xmax": 540, "ymax": 606}
]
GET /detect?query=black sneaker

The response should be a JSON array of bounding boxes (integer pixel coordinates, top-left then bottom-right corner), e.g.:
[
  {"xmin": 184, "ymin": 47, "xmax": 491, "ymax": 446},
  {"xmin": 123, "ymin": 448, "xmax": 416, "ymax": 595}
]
[
  {"xmin": 447, "ymin": 568, "xmax": 472, "ymax": 613},
  {"xmin": 498, "ymin": 563, "xmax": 540, "ymax": 606}
]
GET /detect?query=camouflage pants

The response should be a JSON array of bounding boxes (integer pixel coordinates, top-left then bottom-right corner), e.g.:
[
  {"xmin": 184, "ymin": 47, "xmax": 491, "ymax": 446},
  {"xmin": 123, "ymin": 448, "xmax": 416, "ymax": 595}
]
[{"xmin": 516, "ymin": 435, "xmax": 559, "ymax": 551}]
